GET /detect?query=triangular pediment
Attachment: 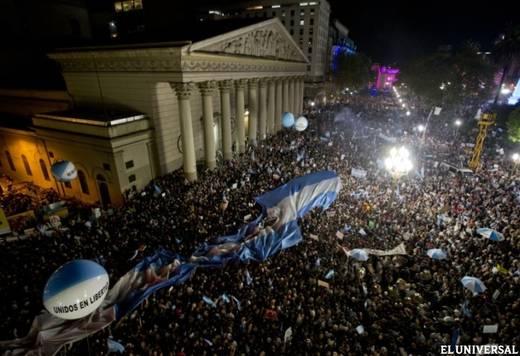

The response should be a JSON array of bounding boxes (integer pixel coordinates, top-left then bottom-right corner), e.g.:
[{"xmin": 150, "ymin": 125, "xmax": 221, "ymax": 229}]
[{"xmin": 187, "ymin": 18, "xmax": 309, "ymax": 63}]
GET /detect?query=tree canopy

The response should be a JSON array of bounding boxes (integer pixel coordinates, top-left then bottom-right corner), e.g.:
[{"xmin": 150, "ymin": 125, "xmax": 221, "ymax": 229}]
[
  {"xmin": 402, "ymin": 42, "xmax": 496, "ymax": 108},
  {"xmin": 507, "ymin": 107, "xmax": 520, "ymax": 143},
  {"xmin": 333, "ymin": 53, "xmax": 371, "ymax": 91}
]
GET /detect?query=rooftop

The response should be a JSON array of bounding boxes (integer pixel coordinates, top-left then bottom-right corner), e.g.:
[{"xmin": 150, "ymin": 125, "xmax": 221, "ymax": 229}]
[{"xmin": 35, "ymin": 108, "xmax": 146, "ymax": 127}]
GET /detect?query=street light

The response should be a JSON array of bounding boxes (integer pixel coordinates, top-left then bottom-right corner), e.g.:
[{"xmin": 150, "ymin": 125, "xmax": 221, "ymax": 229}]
[
  {"xmin": 455, "ymin": 119, "xmax": 462, "ymax": 127},
  {"xmin": 385, "ymin": 146, "xmax": 413, "ymax": 179},
  {"xmin": 406, "ymin": 110, "xmax": 411, "ymax": 116},
  {"xmin": 402, "ymin": 103, "xmax": 406, "ymax": 108},
  {"xmin": 417, "ymin": 124, "xmax": 425, "ymax": 132}
]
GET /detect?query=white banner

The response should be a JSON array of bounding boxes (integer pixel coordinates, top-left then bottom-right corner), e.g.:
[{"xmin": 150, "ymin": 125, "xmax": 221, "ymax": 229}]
[{"xmin": 351, "ymin": 168, "xmax": 367, "ymax": 179}]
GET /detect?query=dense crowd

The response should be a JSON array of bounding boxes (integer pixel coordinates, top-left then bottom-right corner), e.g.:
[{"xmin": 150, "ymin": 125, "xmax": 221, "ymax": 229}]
[{"xmin": 1, "ymin": 92, "xmax": 519, "ymax": 356}]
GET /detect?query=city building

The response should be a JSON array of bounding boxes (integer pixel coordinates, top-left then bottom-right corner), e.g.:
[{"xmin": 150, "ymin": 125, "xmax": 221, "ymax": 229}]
[
  {"xmin": 200, "ymin": 0, "xmax": 331, "ymax": 84},
  {"xmin": 0, "ymin": 18, "xmax": 307, "ymax": 206},
  {"xmin": 327, "ymin": 19, "xmax": 356, "ymax": 76},
  {"xmin": 0, "ymin": 90, "xmax": 154, "ymax": 206},
  {"xmin": 371, "ymin": 64, "xmax": 400, "ymax": 91}
]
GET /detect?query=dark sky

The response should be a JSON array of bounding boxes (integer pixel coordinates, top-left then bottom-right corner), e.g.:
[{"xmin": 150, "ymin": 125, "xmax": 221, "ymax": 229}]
[
  {"xmin": 86, "ymin": 0, "xmax": 517, "ymax": 65},
  {"xmin": 330, "ymin": 0, "xmax": 518, "ymax": 64}
]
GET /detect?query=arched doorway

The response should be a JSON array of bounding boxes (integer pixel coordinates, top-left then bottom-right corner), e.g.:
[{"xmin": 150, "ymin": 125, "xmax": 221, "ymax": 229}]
[{"xmin": 96, "ymin": 174, "xmax": 111, "ymax": 207}]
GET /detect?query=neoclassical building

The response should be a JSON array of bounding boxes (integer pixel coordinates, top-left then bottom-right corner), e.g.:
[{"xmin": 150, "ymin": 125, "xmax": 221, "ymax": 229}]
[
  {"xmin": 51, "ymin": 18, "xmax": 307, "ymax": 182},
  {"xmin": 0, "ymin": 18, "xmax": 307, "ymax": 206}
]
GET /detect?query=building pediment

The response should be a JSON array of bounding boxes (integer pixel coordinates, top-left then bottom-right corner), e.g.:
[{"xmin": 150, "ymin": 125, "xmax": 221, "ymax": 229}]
[{"xmin": 186, "ymin": 18, "xmax": 309, "ymax": 63}]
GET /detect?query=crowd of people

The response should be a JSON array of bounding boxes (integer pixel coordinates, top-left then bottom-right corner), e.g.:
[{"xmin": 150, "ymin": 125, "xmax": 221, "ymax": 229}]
[{"xmin": 1, "ymin": 91, "xmax": 518, "ymax": 356}]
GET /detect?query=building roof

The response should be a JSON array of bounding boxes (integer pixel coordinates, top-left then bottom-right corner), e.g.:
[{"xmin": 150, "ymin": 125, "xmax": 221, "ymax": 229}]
[{"xmin": 35, "ymin": 107, "xmax": 146, "ymax": 127}]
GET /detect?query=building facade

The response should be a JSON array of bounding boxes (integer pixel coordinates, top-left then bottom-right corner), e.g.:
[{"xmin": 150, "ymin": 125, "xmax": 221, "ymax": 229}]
[
  {"xmin": 0, "ymin": 90, "xmax": 155, "ymax": 207},
  {"xmin": 327, "ymin": 19, "xmax": 356, "ymax": 76},
  {"xmin": 201, "ymin": 0, "xmax": 330, "ymax": 83},
  {"xmin": 0, "ymin": 18, "xmax": 307, "ymax": 205}
]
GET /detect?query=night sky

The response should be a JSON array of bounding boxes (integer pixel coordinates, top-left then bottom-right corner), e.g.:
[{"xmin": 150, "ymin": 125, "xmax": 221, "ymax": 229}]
[{"xmin": 331, "ymin": 0, "xmax": 518, "ymax": 64}]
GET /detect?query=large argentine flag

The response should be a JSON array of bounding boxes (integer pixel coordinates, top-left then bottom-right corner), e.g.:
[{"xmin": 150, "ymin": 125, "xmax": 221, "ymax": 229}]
[
  {"xmin": 192, "ymin": 171, "xmax": 341, "ymax": 264},
  {"xmin": 0, "ymin": 172, "xmax": 341, "ymax": 356}
]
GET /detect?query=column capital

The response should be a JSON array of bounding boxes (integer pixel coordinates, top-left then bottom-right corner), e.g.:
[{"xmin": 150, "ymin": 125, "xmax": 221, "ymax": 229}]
[
  {"xmin": 218, "ymin": 79, "xmax": 234, "ymax": 92},
  {"xmin": 172, "ymin": 82, "xmax": 195, "ymax": 99},
  {"xmin": 248, "ymin": 78, "xmax": 260, "ymax": 88},
  {"xmin": 235, "ymin": 79, "xmax": 248, "ymax": 90},
  {"xmin": 258, "ymin": 78, "xmax": 269, "ymax": 88},
  {"xmin": 198, "ymin": 80, "xmax": 217, "ymax": 96}
]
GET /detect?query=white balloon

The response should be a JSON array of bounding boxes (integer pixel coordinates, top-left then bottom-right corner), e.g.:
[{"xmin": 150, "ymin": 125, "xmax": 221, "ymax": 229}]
[
  {"xmin": 295, "ymin": 116, "xmax": 308, "ymax": 132},
  {"xmin": 51, "ymin": 160, "xmax": 78, "ymax": 182},
  {"xmin": 43, "ymin": 260, "xmax": 109, "ymax": 320}
]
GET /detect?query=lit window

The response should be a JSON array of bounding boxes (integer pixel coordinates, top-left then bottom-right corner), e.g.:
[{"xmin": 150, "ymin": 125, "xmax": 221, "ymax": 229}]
[
  {"xmin": 114, "ymin": 2, "xmax": 122, "ymax": 12},
  {"xmin": 134, "ymin": 0, "xmax": 143, "ymax": 9},
  {"xmin": 300, "ymin": 20, "xmax": 305, "ymax": 25},
  {"xmin": 78, "ymin": 170, "xmax": 89, "ymax": 195},
  {"xmin": 300, "ymin": 2, "xmax": 309, "ymax": 6},
  {"xmin": 271, "ymin": 4, "xmax": 281, "ymax": 8},
  {"xmin": 22, "ymin": 155, "xmax": 32, "ymax": 176},
  {"xmin": 246, "ymin": 5, "xmax": 263, "ymax": 10},
  {"xmin": 309, "ymin": 1, "xmax": 318, "ymax": 5},
  {"xmin": 281, "ymin": 11, "xmax": 285, "ymax": 17},
  {"xmin": 5, "ymin": 151, "xmax": 15, "ymax": 171},
  {"xmin": 122, "ymin": 1, "xmax": 132, "ymax": 12},
  {"xmin": 40, "ymin": 159, "xmax": 50, "ymax": 181}
]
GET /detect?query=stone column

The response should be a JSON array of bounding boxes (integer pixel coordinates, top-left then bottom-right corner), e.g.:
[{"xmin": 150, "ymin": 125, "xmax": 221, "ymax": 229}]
[
  {"xmin": 275, "ymin": 78, "xmax": 283, "ymax": 131},
  {"xmin": 258, "ymin": 79, "xmax": 268, "ymax": 140},
  {"xmin": 234, "ymin": 79, "xmax": 247, "ymax": 153},
  {"xmin": 198, "ymin": 81, "xmax": 217, "ymax": 170},
  {"xmin": 300, "ymin": 77, "xmax": 305, "ymax": 114},
  {"xmin": 219, "ymin": 80, "xmax": 233, "ymax": 161},
  {"xmin": 282, "ymin": 77, "xmax": 290, "ymax": 115},
  {"xmin": 248, "ymin": 78, "xmax": 259, "ymax": 146},
  {"xmin": 172, "ymin": 82, "xmax": 197, "ymax": 181},
  {"xmin": 288, "ymin": 77, "xmax": 295, "ymax": 114},
  {"xmin": 267, "ymin": 79, "xmax": 276, "ymax": 135}
]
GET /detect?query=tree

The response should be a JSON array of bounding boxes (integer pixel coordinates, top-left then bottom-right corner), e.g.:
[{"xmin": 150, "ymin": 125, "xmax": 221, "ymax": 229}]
[
  {"xmin": 493, "ymin": 25, "xmax": 520, "ymax": 104},
  {"xmin": 507, "ymin": 107, "xmax": 520, "ymax": 142},
  {"xmin": 333, "ymin": 53, "xmax": 371, "ymax": 91},
  {"xmin": 402, "ymin": 42, "xmax": 496, "ymax": 108}
]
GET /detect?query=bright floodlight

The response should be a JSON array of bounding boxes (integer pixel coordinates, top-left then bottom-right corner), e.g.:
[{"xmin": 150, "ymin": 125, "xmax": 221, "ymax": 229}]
[
  {"xmin": 384, "ymin": 146, "xmax": 413, "ymax": 178},
  {"xmin": 512, "ymin": 153, "xmax": 520, "ymax": 162},
  {"xmin": 406, "ymin": 111, "xmax": 411, "ymax": 116},
  {"xmin": 501, "ymin": 87, "xmax": 512, "ymax": 95},
  {"xmin": 455, "ymin": 119, "xmax": 462, "ymax": 126},
  {"xmin": 417, "ymin": 124, "xmax": 425, "ymax": 132}
]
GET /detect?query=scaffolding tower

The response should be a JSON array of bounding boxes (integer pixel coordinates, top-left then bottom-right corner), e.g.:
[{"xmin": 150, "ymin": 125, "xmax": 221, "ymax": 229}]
[{"xmin": 468, "ymin": 113, "xmax": 496, "ymax": 170}]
